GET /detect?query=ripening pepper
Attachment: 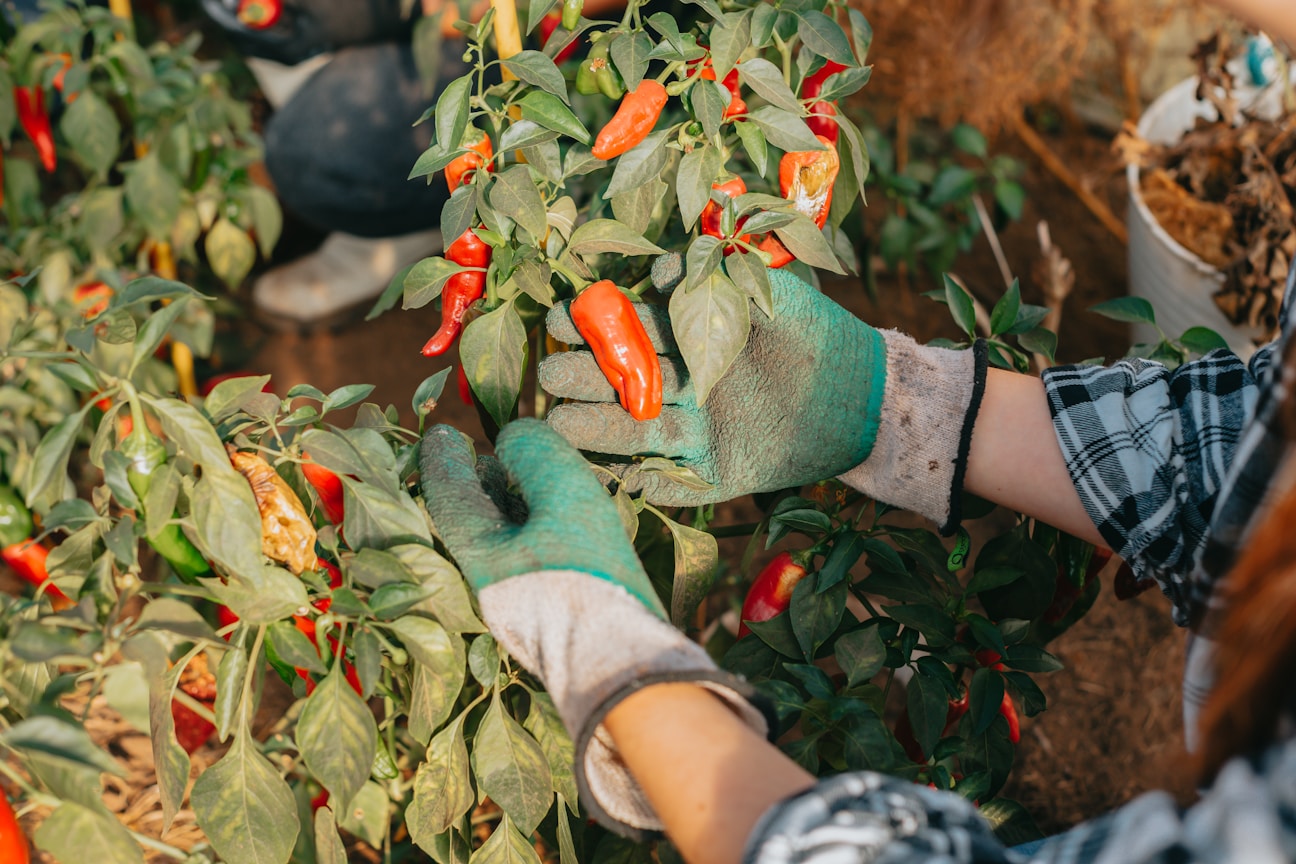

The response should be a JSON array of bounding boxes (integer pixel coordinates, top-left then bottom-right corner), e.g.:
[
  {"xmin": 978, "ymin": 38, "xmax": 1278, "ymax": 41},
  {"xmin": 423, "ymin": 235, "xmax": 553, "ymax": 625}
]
[
  {"xmin": 700, "ymin": 175, "xmax": 752, "ymax": 253},
  {"xmin": 806, "ymin": 100, "xmax": 839, "ymax": 145},
  {"xmin": 801, "ymin": 60, "xmax": 846, "ymax": 100},
  {"xmin": 0, "ymin": 792, "xmax": 29, "ymax": 864},
  {"xmin": 237, "ymin": 0, "xmax": 283, "ymax": 28},
  {"xmin": 592, "ymin": 80, "xmax": 667, "ymax": 160},
  {"xmin": 444, "ymin": 128, "xmax": 493, "ymax": 192},
  {"xmin": 570, "ymin": 279, "xmax": 662, "ymax": 421},
  {"xmin": 538, "ymin": 11, "xmax": 579, "ymax": 64},
  {"xmin": 122, "ymin": 430, "xmax": 214, "ymax": 584},
  {"xmin": 14, "ymin": 85, "xmax": 56, "ymax": 173},
  {"xmin": 737, "ymin": 551, "xmax": 810, "ymax": 636},
  {"xmin": 301, "ymin": 455, "xmax": 345, "ymax": 526},
  {"xmin": 422, "ymin": 227, "xmax": 490, "ymax": 357},
  {"xmin": 0, "ymin": 485, "xmax": 68, "ymax": 607},
  {"xmin": 73, "ymin": 281, "xmax": 112, "ymax": 319}
]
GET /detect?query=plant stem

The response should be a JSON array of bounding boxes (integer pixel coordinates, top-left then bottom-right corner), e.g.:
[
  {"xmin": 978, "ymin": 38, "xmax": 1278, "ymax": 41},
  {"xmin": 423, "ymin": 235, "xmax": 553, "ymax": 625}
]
[{"xmin": 707, "ymin": 521, "xmax": 761, "ymax": 538}]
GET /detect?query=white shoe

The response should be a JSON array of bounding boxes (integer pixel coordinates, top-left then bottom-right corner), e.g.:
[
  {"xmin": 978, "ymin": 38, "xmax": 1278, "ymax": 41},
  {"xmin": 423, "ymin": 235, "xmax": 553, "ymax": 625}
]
[{"xmin": 252, "ymin": 229, "xmax": 440, "ymax": 327}]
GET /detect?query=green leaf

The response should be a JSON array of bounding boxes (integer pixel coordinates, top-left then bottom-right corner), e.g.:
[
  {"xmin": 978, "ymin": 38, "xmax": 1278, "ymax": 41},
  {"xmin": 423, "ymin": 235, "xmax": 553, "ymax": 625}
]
[
  {"xmin": 951, "ymin": 123, "xmax": 988, "ymax": 158},
  {"xmin": 989, "ymin": 279, "xmax": 1020, "ymax": 337},
  {"xmin": 315, "ymin": 807, "xmax": 348, "ymax": 864},
  {"xmin": 470, "ymin": 815, "xmax": 543, "ymax": 864},
  {"xmin": 840, "ymin": 707, "xmax": 896, "ymax": 771},
  {"xmin": 734, "ymin": 121, "xmax": 768, "ymax": 177},
  {"xmin": 203, "ymin": 374, "xmax": 274, "ymax": 423},
  {"xmin": 772, "ymin": 216, "xmax": 844, "ymax": 273},
  {"xmin": 206, "ymin": 218, "xmax": 257, "ymax": 289},
  {"xmin": 797, "ymin": 11, "xmax": 857, "ymax": 66},
  {"xmin": 747, "ymin": 105, "xmax": 825, "ymax": 153},
  {"xmin": 25, "ymin": 404, "xmax": 91, "ymax": 507},
  {"xmin": 213, "ymin": 641, "xmax": 249, "ymax": 743},
  {"xmin": 1002, "ymin": 644, "xmax": 1064, "ymax": 673},
  {"xmin": 669, "ymin": 271, "xmax": 750, "ymax": 406},
  {"xmin": 790, "ymin": 575, "xmax": 847, "ymax": 659},
  {"xmin": 192, "ymin": 722, "xmax": 301, "ymax": 864},
  {"xmin": 435, "ymin": 74, "xmax": 473, "ymax": 153},
  {"xmin": 59, "ymin": 91, "xmax": 120, "ymax": 178},
  {"xmin": 658, "ymin": 514, "xmax": 720, "ymax": 628},
  {"xmin": 964, "ymin": 566, "xmax": 1023, "ymax": 594},
  {"xmin": 677, "ymin": 145, "xmax": 723, "ymax": 231},
  {"xmin": 519, "ymin": 90, "xmax": 591, "ymax": 143},
  {"xmin": 691, "ymin": 78, "xmax": 727, "ymax": 140},
  {"xmin": 524, "ymin": 693, "xmax": 578, "ymax": 809},
  {"xmin": 737, "ymin": 58, "xmax": 802, "ymax": 112},
  {"xmin": 130, "ymin": 297, "xmax": 189, "ymax": 376},
  {"xmin": 1179, "ymin": 326, "xmax": 1229, "ymax": 355},
  {"xmin": 468, "ymin": 632, "xmax": 501, "ymax": 685},
  {"xmin": 191, "ymin": 469, "xmax": 265, "ymax": 584},
  {"xmin": 613, "ymin": 179, "xmax": 664, "ymax": 235},
  {"xmin": 942, "ymin": 274, "xmax": 977, "ymax": 338},
  {"xmin": 408, "ymin": 646, "xmax": 466, "ymax": 746},
  {"xmin": 473, "ymin": 693, "xmax": 553, "ymax": 835},
  {"xmin": 341, "ymin": 478, "xmax": 434, "ymax": 549},
  {"xmin": 685, "ymin": 235, "xmax": 724, "ymax": 294},
  {"xmin": 409, "ymin": 715, "xmax": 474, "ymax": 844},
  {"xmin": 502, "ymin": 51, "xmax": 570, "ymax": 103},
  {"xmin": 124, "ymin": 152, "xmax": 182, "ymax": 240},
  {"xmin": 1017, "ymin": 327, "xmax": 1057, "ymax": 362},
  {"xmin": 906, "ymin": 670, "xmax": 948, "ymax": 760},
  {"xmin": 603, "ymin": 129, "xmax": 670, "ymax": 197},
  {"xmin": 139, "ymin": 394, "xmax": 231, "ymax": 470},
  {"xmin": 993, "ymin": 179, "xmax": 1025, "ymax": 221},
  {"xmin": 502, "ymin": 118, "xmax": 560, "ymax": 152},
  {"xmin": 35, "ymin": 802, "xmax": 143, "ymax": 864},
  {"xmin": 815, "ymin": 65, "xmax": 873, "ymax": 102},
  {"xmin": 244, "ymin": 185, "xmax": 283, "ymax": 258},
  {"xmin": 834, "ymin": 626, "xmax": 886, "ymax": 686},
  {"xmin": 338, "ymin": 781, "xmax": 391, "ymax": 848},
  {"xmin": 969, "ymin": 666, "xmax": 1005, "ymax": 735},
  {"xmin": 610, "ymin": 30, "xmax": 654, "ymax": 91},
  {"xmin": 1090, "ymin": 296, "xmax": 1156, "ymax": 325},
  {"xmin": 442, "ymin": 186, "xmax": 480, "ymax": 249},
  {"xmin": 726, "ymin": 249, "xmax": 774, "ymax": 317},
  {"xmin": 297, "ymin": 664, "xmax": 378, "ymax": 811},
  {"xmin": 269, "ymin": 620, "xmax": 326, "ymax": 674},
  {"xmin": 566, "ymin": 218, "xmax": 666, "ymax": 256},
  {"xmin": 460, "ymin": 301, "xmax": 528, "ymax": 429},
  {"xmin": 847, "ymin": 8, "xmax": 873, "ymax": 63},
  {"xmin": 928, "ymin": 165, "xmax": 978, "ymax": 206},
  {"xmin": 491, "ymin": 164, "xmax": 549, "ymax": 241},
  {"xmin": 4, "ymin": 713, "xmax": 125, "ymax": 778},
  {"xmin": 390, "ymin": 544, "xmax": 485, "ymax": 633},
  {"xmin": 208, "ymin": 564, "xmax": 310, "ymax": 625},
  {"xmin": 708, "ymin": 10, "xmax": 751, "ymax": 80}
]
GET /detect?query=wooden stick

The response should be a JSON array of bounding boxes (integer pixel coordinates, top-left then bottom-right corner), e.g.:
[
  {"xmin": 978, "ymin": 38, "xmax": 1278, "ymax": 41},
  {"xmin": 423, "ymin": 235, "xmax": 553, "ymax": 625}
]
[{"xmin": 1011, "ymin": 114, "xmax": 1129, "ymax": 245}]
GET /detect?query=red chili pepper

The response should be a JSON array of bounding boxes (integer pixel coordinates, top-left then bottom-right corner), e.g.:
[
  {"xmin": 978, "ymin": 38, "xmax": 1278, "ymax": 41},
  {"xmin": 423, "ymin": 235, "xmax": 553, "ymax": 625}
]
[
  {"xmin": 592, "ymin": 80, "xmax": 669, "ymax": 160},
  {"xmin": 72, "ymin": 281, "xmax": 112, "ymax": 319},
  {"xmin": 236, "ymin": 0, "xmax": 283, "ymax": 28},
  {"xmin": 444, "ymin": 128, "xmax": 493, "ymax": 192},
  {"xmin": 50, "ymin": 54, "xmax": 73, "ymax": 95},
  {"xmin": 806, "ymin": 101, "xmax": 839, "ymax": 145},
  {"xmin": 422, "ymin": 227, "xmax": 490, "ymax": 357},
  {"xmin": 0, "ymin": 791, "xmax": 29, "ymax": 864},
  {"xmin": 301, "ymin": 456, "xmax": 345, "ymax": 526},
  {"xmin": 538, "ymin": 12, "xmax": 579, "ymax": 64},
  {"xmin": 570, "ymin": 279, "xmax": 662, "ymax": 421},
  {"xmin": 457, "ymin": 363, "xmax": 474, "ymax": 405},
  {"xmin": 14, "ymin": 86, "xmax": 56, "ymax": 173},
  {"xmin": 801, "ymin": 60, "xmax": 846, "ymax": 100},
  {"xmin": 737, "ymin": 551, "xmax": 809, "ymax": 636},
  {"xmin": 699, "ymin": 175, "xmax": 751, "ymax": 253},
  {"xmin": 1001, "ymin": 690, "xmax": 1021, "ymax": 743}
]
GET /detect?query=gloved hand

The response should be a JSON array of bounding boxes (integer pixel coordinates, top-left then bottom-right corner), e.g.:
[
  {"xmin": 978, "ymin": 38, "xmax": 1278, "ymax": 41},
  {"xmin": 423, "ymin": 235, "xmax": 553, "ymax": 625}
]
[
  {"xmin": 418, "ymin": 419, "xmax": 770, "ymax": 837},
  {"xmin": 540, "ymin": 266, "xmax": 988, "ymax": 532}
]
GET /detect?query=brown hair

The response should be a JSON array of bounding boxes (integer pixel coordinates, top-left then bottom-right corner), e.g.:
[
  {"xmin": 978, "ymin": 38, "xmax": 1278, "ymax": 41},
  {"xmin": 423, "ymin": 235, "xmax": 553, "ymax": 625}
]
[{"xmin": 1196, "ymin": 350, "xmax": 1296, "ymax": 782}]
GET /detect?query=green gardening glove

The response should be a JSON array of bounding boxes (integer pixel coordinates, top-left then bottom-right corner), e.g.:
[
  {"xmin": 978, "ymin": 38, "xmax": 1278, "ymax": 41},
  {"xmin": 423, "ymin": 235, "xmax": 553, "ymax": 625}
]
[
  {"xmin": 418, "ymin": 419, "xmax": 771, "ymax": 837},
  {"xmin": 540, "ymin": 266, "xmax": 987, "ymax": 532}
]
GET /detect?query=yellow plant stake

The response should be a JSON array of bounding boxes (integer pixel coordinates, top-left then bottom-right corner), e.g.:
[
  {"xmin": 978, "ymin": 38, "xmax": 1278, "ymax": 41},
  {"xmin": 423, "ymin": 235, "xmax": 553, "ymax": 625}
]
[{"xmin": 492, "ymin": 0, "xmax": 524, "ymax": 80}]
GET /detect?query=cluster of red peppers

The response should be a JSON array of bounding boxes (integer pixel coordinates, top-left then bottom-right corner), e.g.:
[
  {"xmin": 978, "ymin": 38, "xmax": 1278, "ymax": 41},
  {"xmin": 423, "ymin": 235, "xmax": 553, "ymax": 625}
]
[{"xmin": 0, "ymin": 485, "xmax": 66, "ymax": 607}]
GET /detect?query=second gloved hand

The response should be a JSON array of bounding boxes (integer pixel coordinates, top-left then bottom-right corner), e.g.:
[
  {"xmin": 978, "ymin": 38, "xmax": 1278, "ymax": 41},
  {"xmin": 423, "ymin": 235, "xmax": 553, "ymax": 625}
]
[{"xmin": 540, "ymin": 268, "xmax": 987, "ymax": 532}]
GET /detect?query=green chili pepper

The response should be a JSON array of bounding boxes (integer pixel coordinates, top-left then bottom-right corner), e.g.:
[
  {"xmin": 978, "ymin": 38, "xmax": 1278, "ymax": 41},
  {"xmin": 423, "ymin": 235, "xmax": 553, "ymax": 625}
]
[
  {"xmin": 595, "ymin": 46, "xmax": 625, "ymax": 100},
  {"xmin": 576, "ymin": 40, "xmax": 606, "ymax": 96},
  {"xmin": 561, "ymin": 0, "xmax": 582, "ymax": 31},
  {"xmin": 0, "ymin": 485, "xmax": 34, "ymax": 548},
  {"xmin": 121, "ymin": 431, "xmax": 213, "ymax": 584}
]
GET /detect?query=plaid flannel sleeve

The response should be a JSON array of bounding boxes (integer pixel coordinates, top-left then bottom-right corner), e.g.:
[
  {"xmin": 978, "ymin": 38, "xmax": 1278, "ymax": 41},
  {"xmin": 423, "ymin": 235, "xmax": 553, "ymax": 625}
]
[{"xmin": 1040, "ymin": 346, "xmax": 1272, "ymax": 625}]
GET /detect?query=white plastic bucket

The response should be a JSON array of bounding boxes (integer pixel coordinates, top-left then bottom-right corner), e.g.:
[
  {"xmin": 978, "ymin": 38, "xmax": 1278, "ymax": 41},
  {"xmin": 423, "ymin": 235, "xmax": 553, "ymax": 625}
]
[{"xmin": 1126, "ymin": 69, "xmax": 1290, "ymax": 358}]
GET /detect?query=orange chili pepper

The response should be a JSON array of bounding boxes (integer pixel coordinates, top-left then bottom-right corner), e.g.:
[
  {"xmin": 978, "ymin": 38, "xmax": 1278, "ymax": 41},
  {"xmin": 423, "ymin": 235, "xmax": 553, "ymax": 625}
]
[
  {"xmin": 444, "ymin": 128, "xmax": 494, "ymax": 192},
  {"xmin": 592, "ymin": 80, "xmax": 668, "ymax": 160},
  {"xmin": 570, "ymin": 280, "xmax": 662, "ymax": 421},
  {"xmin": 780, "ymin": 134, "xmax": 839, "ymax": 229}
]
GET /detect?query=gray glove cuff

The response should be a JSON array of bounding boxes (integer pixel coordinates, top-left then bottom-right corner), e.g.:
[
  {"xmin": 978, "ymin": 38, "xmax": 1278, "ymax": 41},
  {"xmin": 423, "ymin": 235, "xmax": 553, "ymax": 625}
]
[
  {"xmin": 838, "ymin": 334, "xmax": 987, "ymax": 534},
  {"xmin": 477, "ymin": 570, "xmax": 772, "ymax": 838}
]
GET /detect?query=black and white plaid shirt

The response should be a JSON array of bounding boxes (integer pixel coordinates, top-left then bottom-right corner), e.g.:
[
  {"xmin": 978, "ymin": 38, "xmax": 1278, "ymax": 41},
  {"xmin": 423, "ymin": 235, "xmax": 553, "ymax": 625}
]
[{"xmin": 744, "ymin": 271, "xmax": 1296, "ymax": 864}]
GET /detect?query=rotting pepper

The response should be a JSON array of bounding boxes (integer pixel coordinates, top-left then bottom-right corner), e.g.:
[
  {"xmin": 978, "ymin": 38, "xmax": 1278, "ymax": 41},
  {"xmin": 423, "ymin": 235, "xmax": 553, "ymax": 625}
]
[
  {"xmin": 538, "ymin": 12, "xmax": 579, "ymax": 64},
  {"xmin": 444, "ymin": 128, "xmax": 493, "ymax": 192},
  {"xmin": 236, "ymin": 0, "xmax": 283, "ymax": 28},
  {"xmin": 700, "ymin": 175, "xmax": 752, "ymax": 254},
  {"xmin": 121, "ymin": 430, "xmax": 213, "ymax": 584},
  {"xmin": 592, "ymin": 79, "xmax": 667, "ymax": 160},
  {"xmin": 301, "ymin": 454, "xmax": 345, "ymax": 527},
  {"xmin": 422, "ymin": 226, "xmax": 490, "ymax": 357},
  {"xmin": 0, "ymin": 789, "xmax": 29, "ymax": 864},
  {"xmin": 570, "ymin": 279, "xmax": 662, "ymax": 421},
  {"xmin": 737, "ymin": 550, "xmax": 810, "ymax": 636},
  {"xmin": 230, "ymin": 448, "xmax": 319, "ymax": 576},
  {"xmin": 14, "ymin": 85, "xmax": 56, "ymax": 174},
  {"xmin": 756, "ymin": 135, "xmax": 840, "ymax": 268},
  {"xmin": 0, "ymin": 485, "xmax": 68, "ymax": 607}
]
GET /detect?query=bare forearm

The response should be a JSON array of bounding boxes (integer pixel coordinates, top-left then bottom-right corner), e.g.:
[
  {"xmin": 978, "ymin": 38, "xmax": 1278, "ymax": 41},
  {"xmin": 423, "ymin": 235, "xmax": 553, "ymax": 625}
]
[
  {"xmin": 603, "ymin": 684, "xmax": 815, "ymax": 864},
  {"xmin": 1210, "ymin": 0, "xmax": 1296, "ymax": 47},
  {"xmin": 964, "ymin": 369, "xmax": 1104, "ymax": 547}
]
